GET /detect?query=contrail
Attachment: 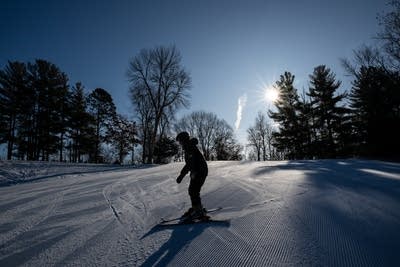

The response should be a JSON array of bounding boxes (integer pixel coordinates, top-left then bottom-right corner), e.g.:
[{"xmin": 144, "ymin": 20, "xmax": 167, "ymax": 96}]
[{"xmin": 235, "ymin": 94, "xmax": 247, "ymax": 130}]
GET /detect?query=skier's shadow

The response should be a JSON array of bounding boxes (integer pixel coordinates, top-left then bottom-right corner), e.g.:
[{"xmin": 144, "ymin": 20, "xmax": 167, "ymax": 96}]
[{"xmin": 140, "ymin": 221, "xmax": 230, "ymax": 266}]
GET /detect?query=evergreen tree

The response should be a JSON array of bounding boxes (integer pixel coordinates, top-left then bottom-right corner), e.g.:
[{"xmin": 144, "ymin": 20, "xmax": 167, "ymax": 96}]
[
  {"xmin": 307, "ymin": 65, "xmax": 348, "ymax": 158},
  {"xmin": 1, "ymin": 59, "xmax": 124, "ymax": 163},
  {"xmin": 19, "ymin": 59, "xmax": 68, "ymax": 161},
  {"xmin": 350, "ymin": 66, "xmax": 400, "ymax": 157},
  {"xmin": 268, "ymin": 72, "xmax": 302, "ymax": 159},
  {"xmin": 87, "ymin": 88, "xmax": 116, "ymax": 163},
  {"xmin": 67, "ymin": 82, "xmax": 96, "ymax": 162},
  {"xmin": 341, "ymin": 46, "xmax": 398, "ymax": 158},
  {"xmin": 105, "ymin": 114, "xmax": 138, "ymax": 164},
  {"xmin": 153, "ymin": 136, "xmax": 179, "ymax": 164},
  {"xmin": 53, "ymin": 73, "xmax": 69, "ymax": 162},
  {"xmin": 335, "ymin": 107, "xmax": 354, "ymax": 157},
  {"xmin": 0, "ymin": 61, "xmax": 28, "ymax": 160},
  {"xmin": 297, "ymin": 92, "xmax": 315, "ymax": 159}
]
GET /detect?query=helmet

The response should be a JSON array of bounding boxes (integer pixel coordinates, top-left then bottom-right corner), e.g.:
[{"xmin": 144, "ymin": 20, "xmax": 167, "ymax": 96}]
[{"xmin": 176, "ymin": 131, "xmax": 190, "ymax": 142}]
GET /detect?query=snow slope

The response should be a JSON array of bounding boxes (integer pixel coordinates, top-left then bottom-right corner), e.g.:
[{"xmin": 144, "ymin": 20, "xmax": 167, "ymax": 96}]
[
  {"xmin": 0, "ymin": 161, "xmax": 132, "ymax": 186},
  {"xmin": 0, "ymin": 160, "xmax": 400, "ymax": 266}
]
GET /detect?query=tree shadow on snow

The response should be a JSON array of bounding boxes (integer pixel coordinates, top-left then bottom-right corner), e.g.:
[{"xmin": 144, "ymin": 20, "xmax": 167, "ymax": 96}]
[
  {"xmin": 140, "ymin": 221, "xmax": 230, "ymax": 267},
  {"xmin": 252, "ymin": 159, "xmax": 400, "ymax": 265},
  {"xmin": 253, "ymin": 159, "xmax": 400, "ymax": 200}
]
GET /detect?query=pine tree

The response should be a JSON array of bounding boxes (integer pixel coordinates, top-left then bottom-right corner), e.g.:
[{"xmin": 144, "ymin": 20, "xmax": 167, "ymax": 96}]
[
  {"xmin": 105, "ymin": 114, "xmax": 138, "ymax": 164},
  {"xmin": 68, "ymin": 82, "xmax": 96, "ymax": 162},
  {"xmin": 350, "ymin": 66, "xmax": 400, "ymax": 157},
  {"xmin": 0, "ymin": 61, "xmax": 28, "ymax": 160},
  {"xmin": 53, "ymin": 73, "xmax": 69, "ymax": 162},
  {"xmin": 15, "ymin": 64, "xmax": 37, "ymax": 160},
  {"xmin": 26, "ymin": 59, "xmax": 70, "ymax": 160},
  {"xmin": 307, "ymin": 65, "xmax": 348, "ymax": 158},
  {"xmin": 297, "ymin": 92, "xmax": 314, "ymax": 159},
  {"xmin": 268, "ymin": 72, "xmax": 302, "ymax": 159},
  {"xmin": 153, "ymin": 136, "xmax": 179, "ymax": 164},
  {"xmin": 87, "ymin": 88, "xmax": 116, "ymax": 163}
]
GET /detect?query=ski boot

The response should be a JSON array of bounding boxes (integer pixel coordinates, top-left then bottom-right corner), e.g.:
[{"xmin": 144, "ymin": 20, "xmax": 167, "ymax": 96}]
[
  {"xmin": 184, "ymin": 205, "xmax": 209, "ymax": 222},
  {"xmin": 181, "ymin": 207, "xmax": 194, "ymax": 219}
]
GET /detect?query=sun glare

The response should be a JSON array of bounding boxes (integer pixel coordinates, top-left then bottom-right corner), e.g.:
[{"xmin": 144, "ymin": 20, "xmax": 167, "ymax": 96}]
[
  {"xmin": 264, "ymin": 87, "xmax": 279, "ymax": 103},
  {"xmin": 256, "ymin": 76, "xmax": 280, "ymax": 105}
]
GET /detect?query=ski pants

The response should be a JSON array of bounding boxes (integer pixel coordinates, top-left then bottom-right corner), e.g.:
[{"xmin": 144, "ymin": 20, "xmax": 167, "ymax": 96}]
[{"xmin": 188, "ymin": 172, "xmax": 207, "ymax": 207}]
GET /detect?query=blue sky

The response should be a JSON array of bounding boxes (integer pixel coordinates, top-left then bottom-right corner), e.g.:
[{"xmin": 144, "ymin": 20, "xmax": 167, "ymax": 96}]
[{"xmin": 0, "ymin": 0, "xmax": 389, "ymax": 144}]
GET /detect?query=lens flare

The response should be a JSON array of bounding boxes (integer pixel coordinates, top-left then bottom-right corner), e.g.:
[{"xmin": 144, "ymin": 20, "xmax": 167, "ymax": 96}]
[{"xmin": 264, "ymin": 87, "xmax": 279, "ymax": 103}]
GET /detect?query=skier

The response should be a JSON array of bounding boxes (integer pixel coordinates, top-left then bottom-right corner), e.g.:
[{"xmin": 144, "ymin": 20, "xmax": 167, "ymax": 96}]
[{"xmin": 176, "ymin": 131, "xmax": 208, "ymax": 221}]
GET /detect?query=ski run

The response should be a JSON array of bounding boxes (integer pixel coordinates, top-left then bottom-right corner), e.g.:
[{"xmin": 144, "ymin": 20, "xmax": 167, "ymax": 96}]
[{"xmin": 1, "ymin": 159, "xmax": 400, "ymax": 266}]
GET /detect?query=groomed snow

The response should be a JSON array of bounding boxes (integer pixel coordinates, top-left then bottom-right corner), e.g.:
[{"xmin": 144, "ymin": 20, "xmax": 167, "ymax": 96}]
[{"xmin": 0, "ymin": 159, "xmax": 400, "ymax": 266}]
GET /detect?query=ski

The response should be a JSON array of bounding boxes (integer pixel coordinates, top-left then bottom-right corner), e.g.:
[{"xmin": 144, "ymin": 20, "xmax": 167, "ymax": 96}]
[
  {"xmin": 158, "ymin": 217, "xmax": 230, "ymax": 227},
  {"xmin": 160, "ymin": 206, "xmax": 223, "ymax": 223}
]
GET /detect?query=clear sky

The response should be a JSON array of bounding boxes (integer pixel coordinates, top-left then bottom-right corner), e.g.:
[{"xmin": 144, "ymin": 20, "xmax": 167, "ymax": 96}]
[{"xmin": 0, "ymin": 0, "xmax": 389, "ymax": 145}]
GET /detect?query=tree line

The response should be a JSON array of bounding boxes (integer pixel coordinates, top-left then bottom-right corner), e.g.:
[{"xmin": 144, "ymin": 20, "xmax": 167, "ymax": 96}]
[
  {"xmin": 0, "ymin": 48, "xmax": 242, "ymax": 164},
  {"xmin": 247, "ymin": 1, "xmax": 400, "ymax": 161},
  {"xmin": 0, "ymin": 59, "xmax": 137, "ymax": 163}
]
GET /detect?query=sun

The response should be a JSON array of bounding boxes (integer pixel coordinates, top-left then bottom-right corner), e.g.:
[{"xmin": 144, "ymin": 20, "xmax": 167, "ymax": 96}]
[
  {"xmin": 264, "ymin": 86, "xmax": 279, "ymax": 103},
  {"xmin": 255, "ymin": 76, "xmax": 280, "ymax": 105}
]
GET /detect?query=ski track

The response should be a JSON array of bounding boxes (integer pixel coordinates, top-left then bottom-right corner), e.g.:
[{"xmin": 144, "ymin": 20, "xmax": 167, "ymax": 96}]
[{"xmin": 0, "ymin": 160, "xmax": 400, "ymax": 266}]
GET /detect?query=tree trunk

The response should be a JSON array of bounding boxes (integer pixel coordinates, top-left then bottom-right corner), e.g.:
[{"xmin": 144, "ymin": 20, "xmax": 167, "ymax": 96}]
[
  {"xmin": 7, "ymin": 116, "xmax": 16, "ymax": 160},
  {"xmin": 59, "ymin": 132, "xmax": 64, "ymax": 162},
  {"xmin": 148, "ymin": 113, "xmax": 162, "ymax": 164},
  {"xmin": 95, "ymin": 112, "xmax": 100, "ymax": 163},
  {"xmin": 131, "ymin": 145, "xmax": 135, "ymax": 165}
]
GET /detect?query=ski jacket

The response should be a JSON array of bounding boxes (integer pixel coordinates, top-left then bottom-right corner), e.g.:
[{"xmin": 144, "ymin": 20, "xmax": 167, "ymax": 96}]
[{"xmin": 180, "ymin": 138, "xmax": 208, "ymax": 178}]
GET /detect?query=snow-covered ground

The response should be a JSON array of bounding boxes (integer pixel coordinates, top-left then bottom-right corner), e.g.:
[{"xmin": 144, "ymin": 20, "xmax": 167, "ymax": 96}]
[
  {"xmin": 0, "ymin": 159, "xmax": 400, "ymax": 266},
  {"xmin": 0, "ymin": 161, "xmax": 133, "ymax": 187}
]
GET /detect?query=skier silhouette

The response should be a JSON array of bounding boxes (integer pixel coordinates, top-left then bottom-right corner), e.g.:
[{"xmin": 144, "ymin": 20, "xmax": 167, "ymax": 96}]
[{"xmin": 176, "ymin": 131, "xmax": 208, "ymax": 220}]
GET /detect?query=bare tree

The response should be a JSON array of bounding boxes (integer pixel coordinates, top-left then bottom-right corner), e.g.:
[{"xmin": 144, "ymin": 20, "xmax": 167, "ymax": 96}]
[
  {"xmin": 255, "ymin": 112, "xmax": 268, "ymax": 160},
  {"xmin": 341, "ymin": 46, "xmax": 387, "ymax": 77},
  {"xmin": 377, "ymin": 0, "xmax": 400, "ymax": 70},
  {"xmin": 247, "ymin": 126, "xmax": 262, "ymax": 161},
  {"xmin": 131, "ymin": 85, "xmax": 154, "ymax": 163},
  {"xmin": 247, "ymin": 112, "xmax": 274, "ymax": 161},
  {"xmin": 127, "ymin": 45, "xmax": 191, "ymax": 163},
  {"xmin": 175, "ymin": 111, "xmax": 218, "ymax": 160},
  {"xmin": 175, "ymin": 111, "xmax": 242, "ymax": 160}
]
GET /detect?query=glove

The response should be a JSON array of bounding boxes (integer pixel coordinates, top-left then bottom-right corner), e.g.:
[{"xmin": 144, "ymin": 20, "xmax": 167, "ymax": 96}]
[{"xmin": 176, "ymin": 174, "xmax": 184, "ymax": 184}]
